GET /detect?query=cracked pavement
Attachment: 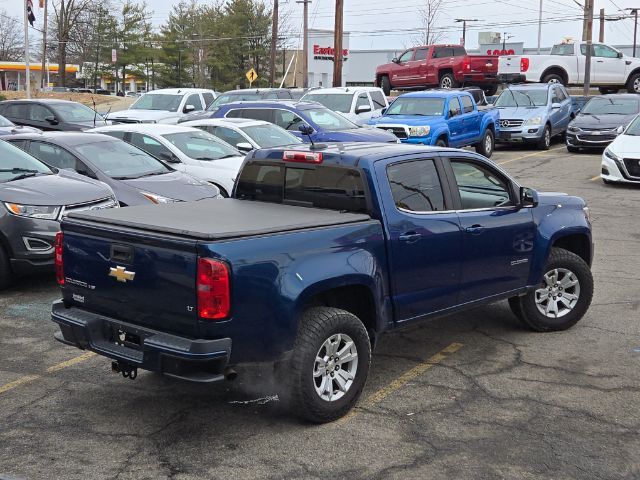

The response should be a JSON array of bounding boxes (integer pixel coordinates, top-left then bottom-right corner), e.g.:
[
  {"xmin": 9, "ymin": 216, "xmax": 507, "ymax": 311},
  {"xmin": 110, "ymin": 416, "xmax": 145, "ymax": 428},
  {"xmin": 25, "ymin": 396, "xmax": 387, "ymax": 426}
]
[{"xmin": 0, "ymin": 142, "xmax": 639, "ymax": 479}]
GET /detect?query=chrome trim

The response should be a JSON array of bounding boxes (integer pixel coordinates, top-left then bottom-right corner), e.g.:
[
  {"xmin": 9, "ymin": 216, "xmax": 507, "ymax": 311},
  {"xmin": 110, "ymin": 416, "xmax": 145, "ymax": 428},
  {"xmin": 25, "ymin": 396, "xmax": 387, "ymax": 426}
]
[
  {"xmin": 374, "ymin": 124, "xmax": 410, "ymax": 139},
  {"xmin": 22, "ymin": 237, "xmax": 54, "ymax": 253},
  {"xmin": 60, "ymin": 197, "xmax": 118, "ymax": 219}
]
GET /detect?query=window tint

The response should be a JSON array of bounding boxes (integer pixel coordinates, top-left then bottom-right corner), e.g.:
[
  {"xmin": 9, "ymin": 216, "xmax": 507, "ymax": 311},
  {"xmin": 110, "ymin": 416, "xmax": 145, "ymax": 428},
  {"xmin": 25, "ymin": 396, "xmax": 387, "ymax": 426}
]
[
  {"xmin": 397, "ymin": 50, "xmax": 413, "ymax": 63},
  {"xmin": 551, "ymin": 44, "xmax": 575, "ymax": 56},
  {"xmin": 4, "ymin": 103, "xmax": 28, "ymax": 119},
  {"xmin": 554, "ymin": 87, "xmax": 567, "ymax": 102},
  {"xmin": 433, "ymin": 47, "xmax": 453, "ymax": 59},
  {"xmin": 184, "ymin": 94, "xmax": 203, "ymax": 111},
  {"xmin": 370, "ymin": 91, "xmax": 387, "ymax": 110},
  {"xmin": 460, "ymin": 95, "xmax": 474, "ymax": 114},
  {"xmin": 226, "ymin": 108, "xmax": 273, "ymax": 123},
  {"xmin": 593, "ymin": 44, "xmax": 619, "ymax": 58},
  {"xmin": 414, "ymin": 49, "xmax": 428, "ymax": 61},
  {"xmin": 277, "ymin": 91, "xmax": 292, "ymax": 99},
  {"xmin": 450, "ymin": 160, "xmax": 512, "ymax": 209},
  {"xmin": 273, "ymin": 109, "xmax": 305, "ymax": 130},
  {"xmin": 29, "ymin": 142, "xmax": 80, "ymax": 171},
  {"xmin": 386, "ymin": 160, "xmax": 444, "ymax": 212},
  {"xmin": 356, "ymin": 94, "xmax": 370, "ymax": 110},
  {"xmin": 453, "ymin": 46, "xmax": 466, "ymax": 56},
  {"xmin": 579, "ymin": 44, "xmax": 594, "ymax": 56},
  {"xmin": 162, "ymin": 131, "xmax": 239, "ymax": 160},
  {"xmin": 100, "ymin": 130, "xmax": 125, "ymax": 140},
  {"xmin": 129, "ymin": 133, "xmax": 174, "ymax": 159},
  {"xmin": 29, "ymin": 104, "xmax": 53, "ymax": 121},
  {"xmin": 202, "ymin": 93, "xmax": 215, "ymax": 108},
  {"xmin": 449, "ymin": 97, "xmax": 461, "ymax": 117},
  {"xmin": 212, "ymin": 126, "xmax": 245, "ymax": 147}
]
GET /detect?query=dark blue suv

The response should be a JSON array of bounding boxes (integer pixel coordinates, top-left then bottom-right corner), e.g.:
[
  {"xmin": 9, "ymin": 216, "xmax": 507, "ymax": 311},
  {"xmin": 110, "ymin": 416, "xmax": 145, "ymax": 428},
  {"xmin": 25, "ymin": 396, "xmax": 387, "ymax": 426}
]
[{"xmin": 179, "ymin": 101, "xmax": 399, "ymax": 144}]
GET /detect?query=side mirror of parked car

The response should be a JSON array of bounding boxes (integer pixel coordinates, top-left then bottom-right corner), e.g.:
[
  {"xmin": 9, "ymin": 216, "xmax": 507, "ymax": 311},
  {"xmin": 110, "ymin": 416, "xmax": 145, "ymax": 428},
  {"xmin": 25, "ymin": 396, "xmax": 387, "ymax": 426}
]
[
  {"xmin": 355, "ymin": 105, "xmax": 372, "ymax": 114},
  {"xmin": 183, "ymin": 104, "xmax": 196, "ymax": 113},
  {"xmin": 298, "ymin": 124, "xmax": 314, "ymax": 135},
  {"xmin": 44, "ymin": 115, "xmax": 58, "ymax": 125},
  {"xmin": 519, "ymin": 186, "xmax": 539, "ymax": 208},
  {"xmin": 236, "ymin": 142, "xmax": 254, "ymax": 152},
  {"xmin": 391, "ymin": 57, "xmax": 399, "ymax": 64},
  {"xmin": 616, "ymin": 125, "xmax": 625, "ymax": 135},
  {"xmin": 617, "ymin": 52, "xmax": 623, "ymax": 59},
  {"xmin": 380, "ymin": 107, "xmax": 388, "ymax": 115},
  {"xmin": 159, "ymin": 152, "xmax": 181, "ymax": 163},
  {"xmin": 551, "ymin": 103, "xmax": 561, "ymax": 109}
]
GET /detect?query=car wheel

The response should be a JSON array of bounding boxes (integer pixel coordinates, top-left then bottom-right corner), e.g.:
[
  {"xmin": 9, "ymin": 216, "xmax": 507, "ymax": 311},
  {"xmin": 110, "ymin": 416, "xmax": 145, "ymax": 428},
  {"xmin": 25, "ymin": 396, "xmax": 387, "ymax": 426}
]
[
  {"xmin": 537, "ymin": 125, "xmax": 551, "ymax": 150},
  {"xmin": 0, "ymin": 246, "xmax": 13, "ymax": 290},
  {"xmin": 286, "ymin": 307, "xmax": 371, "ymax": 423},
  {"xmin": 626, "ymin": 73, "xmax": 640, "ymax": 94},
  {"xmin": 514, "ymin": 248, "xmax": 593, "ymax": 332},
  {"xmin": 567, "ymin": 145, "xmax": 580, "ymax": 153},
  {"xmin": 542, "ymin": 73, "xmax": 564, "ymax": 85},
  {"xmin": 435, "ymin": 138, "xmax": 447, "ymax": 147},
  {"xmin": 380, "ymin": 76, "xmax": 391, "ymax": 96},
  {"xmin": 439, "ymin": 73, "xmax": 459, "ymax": 89},
  {"xmin": 475, "ymin": 129, "xmax": 495, "ymax": 158}
]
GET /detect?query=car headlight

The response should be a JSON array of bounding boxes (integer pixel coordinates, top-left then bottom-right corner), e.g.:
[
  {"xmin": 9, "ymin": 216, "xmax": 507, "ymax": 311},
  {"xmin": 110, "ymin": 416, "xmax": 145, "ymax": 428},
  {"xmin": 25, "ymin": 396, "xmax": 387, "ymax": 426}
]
[
  {"xmin": 523, "ymin": 116, "xmax": 543, "ymax": 126},
  {"xmin": 604, "ymin": 147, "xmax": 622, "ymax": 162},
  {"xmin": 140, "ymin": 192, "xmax": 179, "ymax": 204},
  {"xmin": 4, "ymin": 203, "xmax": 60, "ymax": 220},
  {"xmin": 568, "ymin": 125, "xmax": 580, "ymax": 133},
  {"xmin": 409, "ymin": 126, "xmax": 430, "ymax": 137}
]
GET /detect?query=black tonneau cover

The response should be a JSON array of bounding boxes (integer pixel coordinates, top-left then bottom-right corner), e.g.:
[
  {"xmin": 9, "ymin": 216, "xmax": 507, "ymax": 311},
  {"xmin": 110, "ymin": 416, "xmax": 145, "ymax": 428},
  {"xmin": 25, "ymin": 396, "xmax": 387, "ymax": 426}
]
[{"xmin": 66, "ymin": 199, "xmax": 371, "ymax": 240}]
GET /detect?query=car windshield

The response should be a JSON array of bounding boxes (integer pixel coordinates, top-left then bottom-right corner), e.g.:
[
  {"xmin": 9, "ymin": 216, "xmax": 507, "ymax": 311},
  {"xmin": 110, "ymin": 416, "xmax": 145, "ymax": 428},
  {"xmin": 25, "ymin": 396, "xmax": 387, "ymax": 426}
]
[
  {"xmin": 495, "ymin": 89, "xmax": 549, "ymax": 107},
  {"xmin": 305, "ymin": 108, "xmax": 358, "ymax": 131},
  {"xmin": 0, "ymin": 141, "xmax": 52, "ymax": 182},
  {"xmin": 302, "ymin": 93, "xmax": 354, "ymax": 113},
  {"xmin": 131, "ymin": 94, "xmax": 183, "ymax": 112},
  {"xmin": 581, "ymin": 97, "xmax": 639, "ymax": 115},
  {"xmin": 623, "ymin": 115, "xmax": 640, "ymax": 136},
  {"xmin": 385, "ymin": 97, "xmax": 445, "ymax": 116},
  {"xmin": 209, "ymin": 92, "xmax": 263, "ymax": 109},
  {"xmin": 0, "ymin": 115, "xmax": 14, "ymax": 127},
  {"xmin": 54, "ymin": 103, "xmax": 105, "ymax": 122},
  {"xmin": 162, "ymin": 130, "xmax": 240, "ymax": 160},
  {"xmin": 75, "ymin": 140, "xmax": 171, "ymax": 179},
  {"xmin": 240, "ymin": 124, "xmax": 302, "ymax": 148}
]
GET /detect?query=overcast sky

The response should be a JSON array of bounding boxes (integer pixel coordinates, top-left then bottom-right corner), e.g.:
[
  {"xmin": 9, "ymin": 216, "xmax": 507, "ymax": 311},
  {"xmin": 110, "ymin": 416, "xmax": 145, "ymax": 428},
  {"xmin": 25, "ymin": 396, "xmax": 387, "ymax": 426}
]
[{"xmin": 1, "ymin": 0, "xmax": 636, "ymax": 51}]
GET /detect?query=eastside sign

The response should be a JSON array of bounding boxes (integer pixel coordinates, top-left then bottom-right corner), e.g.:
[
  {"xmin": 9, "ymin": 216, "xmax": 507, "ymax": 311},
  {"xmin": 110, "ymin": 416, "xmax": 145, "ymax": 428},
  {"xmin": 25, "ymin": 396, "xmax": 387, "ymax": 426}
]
[{"xmin": 313, "ymin": 44, "xmax": 349, "ymax": 61}]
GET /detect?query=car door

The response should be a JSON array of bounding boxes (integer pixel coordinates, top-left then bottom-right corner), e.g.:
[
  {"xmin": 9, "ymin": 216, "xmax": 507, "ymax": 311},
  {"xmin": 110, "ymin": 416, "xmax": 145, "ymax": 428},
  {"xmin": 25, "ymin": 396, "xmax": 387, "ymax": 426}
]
[
  {"xmin": 27, "ymin": 104, "xmax": 57, "ymax": 130},
  {"xmin": 592, "ymin": 44, "xmax": 626, "ymax": 85},
  {"xmin": 391, "ymin": 49, "xmax": 415, "ymax": 87},
  {"xmin": 444, "ymin": 155, "xmax": 535, "ymax": 303},
  {"xmin": 459, "ymin": 95, "xmax": 480, "ymax": 143},
  {"xmin": 549, "ymin": 86, "xmax": 570, "ymax": 134},
  {"xmin": 447, "ymin": 97, "xmax": 465, "ymax": 147},
  {"xmin": 376, "ymin": 155, "xmax": 462, "ymax": 321}
]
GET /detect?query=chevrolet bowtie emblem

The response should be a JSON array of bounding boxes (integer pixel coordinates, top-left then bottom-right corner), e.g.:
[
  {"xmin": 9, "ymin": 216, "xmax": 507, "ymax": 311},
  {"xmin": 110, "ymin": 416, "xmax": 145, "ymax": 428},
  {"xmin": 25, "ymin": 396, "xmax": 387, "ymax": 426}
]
[{"xmin": 109, "ymin": 266, "xmax": 136, "ymax": 283}]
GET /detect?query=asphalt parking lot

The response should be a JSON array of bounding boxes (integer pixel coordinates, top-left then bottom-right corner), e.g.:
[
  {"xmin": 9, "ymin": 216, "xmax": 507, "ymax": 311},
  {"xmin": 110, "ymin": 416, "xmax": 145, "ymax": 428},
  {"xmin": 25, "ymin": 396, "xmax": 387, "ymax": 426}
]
[{"xmin": 1, "ymin": 140, "xmax": 639, "ymax": 480}]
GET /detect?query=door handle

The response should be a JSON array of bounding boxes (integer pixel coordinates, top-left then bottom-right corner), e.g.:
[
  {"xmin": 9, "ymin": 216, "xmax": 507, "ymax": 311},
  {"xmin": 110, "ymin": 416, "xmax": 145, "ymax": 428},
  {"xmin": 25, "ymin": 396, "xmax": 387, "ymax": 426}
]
[
  {"xmin": 399, "ymin": 232, "xmax": 422, "ymax": 243},
  {"xmin": 465, "ymin": 224, "xmax": 485, "ymax": 235},
  {"xmin": 596, "ymin": 60, "xmax": 604, "ymax": 63}
]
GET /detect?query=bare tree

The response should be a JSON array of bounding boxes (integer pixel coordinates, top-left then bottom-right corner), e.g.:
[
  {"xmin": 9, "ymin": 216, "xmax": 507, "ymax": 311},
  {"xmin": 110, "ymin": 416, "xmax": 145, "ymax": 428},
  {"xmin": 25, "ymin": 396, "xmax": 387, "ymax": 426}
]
[
  {"xmin": 413, "ymin": 0, "xmax": 445, "ymax": 46},
  {"xmin": 0, "ymin": 11, "xmax": 24, "ymax": 61},
  {"xmin": 50, "ymin": 0, "xmax": 93, "ymax": 85}
]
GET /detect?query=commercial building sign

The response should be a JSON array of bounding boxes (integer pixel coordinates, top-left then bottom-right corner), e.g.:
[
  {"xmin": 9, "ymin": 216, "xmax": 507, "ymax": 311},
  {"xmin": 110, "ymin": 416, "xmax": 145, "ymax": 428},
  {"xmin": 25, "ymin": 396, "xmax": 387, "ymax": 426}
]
[{"xmin": 313, "ymin": 44, "xmax": 349, "ymax": 61}]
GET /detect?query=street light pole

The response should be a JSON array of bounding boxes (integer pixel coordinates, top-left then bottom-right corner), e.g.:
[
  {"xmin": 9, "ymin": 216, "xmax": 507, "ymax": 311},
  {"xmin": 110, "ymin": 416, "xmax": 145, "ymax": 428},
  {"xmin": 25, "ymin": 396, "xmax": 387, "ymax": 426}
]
[
  {"xmin": 583, "ymin": 0, "xmax": 594, "ymax": 96},
  {"xmin": 333, "ymin": 0, "xmax": 344, "ymax": 87},
  {"xmin": 454, "ymin": 19, "xmax": 479, "ymax": 46},
  {"xmin": 296, "ymin": 0, "xmax": 311, "ymax": 88},
  {"xmin": 537, "ymin": 0, "xmax": 543, "ymax": 54}
]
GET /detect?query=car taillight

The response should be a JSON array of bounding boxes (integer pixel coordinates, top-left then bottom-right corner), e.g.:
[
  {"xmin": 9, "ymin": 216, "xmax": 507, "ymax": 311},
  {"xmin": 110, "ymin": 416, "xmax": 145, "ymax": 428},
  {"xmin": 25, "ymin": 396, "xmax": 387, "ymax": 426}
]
[
  {"xmin": 197, "ymin": 258, "xmax": 230, "ymax": 320},
  {"xmin": 283, "ymin": 151, "xmax": 323, "ymax": 163},
  {"xmin": 55, "ymin": 232, "xmax": 64, "ymax": 286},
  {"xmin": 520, "ymin": 58, "xmax": 530, "ymax": 72},
  {"xmin": 463, "ymin": 57, "xmax": 471, "ymax": 71}
]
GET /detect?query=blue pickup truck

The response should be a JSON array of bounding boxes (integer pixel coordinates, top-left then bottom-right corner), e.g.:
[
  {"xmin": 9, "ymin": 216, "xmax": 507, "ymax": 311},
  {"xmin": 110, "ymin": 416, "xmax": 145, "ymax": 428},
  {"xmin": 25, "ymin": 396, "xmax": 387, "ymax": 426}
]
[
  {"xmin": 369, "ymin": 90, "xmax": 500, "ymax": 157},
  {"xmin": 51, "ymin": 143, "xmax": 593, "ymax": 423}
]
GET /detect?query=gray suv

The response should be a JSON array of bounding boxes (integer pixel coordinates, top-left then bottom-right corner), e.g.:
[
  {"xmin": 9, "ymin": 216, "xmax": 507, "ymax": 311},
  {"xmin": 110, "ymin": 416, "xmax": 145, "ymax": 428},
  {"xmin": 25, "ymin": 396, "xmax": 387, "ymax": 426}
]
[{"xmin": 0, "ymin": 139, "xmax": 116, "ymax": 288}]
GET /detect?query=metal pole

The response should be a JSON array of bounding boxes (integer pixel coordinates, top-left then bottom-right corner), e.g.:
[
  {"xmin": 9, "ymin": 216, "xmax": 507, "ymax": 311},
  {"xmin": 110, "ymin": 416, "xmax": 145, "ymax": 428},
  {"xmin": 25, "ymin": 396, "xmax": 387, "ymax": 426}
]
[
  {"xmin": 296, "ymin": 0, "xmax": 310, "ymax": 88},
  {"xmin": 269, "ymin": 0, "xmax": 278, "ymax": 87},
  {"xmin": 634, "ymin": 9, "xmax": 638, "ymax": 57},
  {"xmin": 178, "ymin": 49, "xmax": 182, "ymax": 87},
  {"xmin": 24, "ymin": 0, "xmax": 31, "ymax": 98},
  {"xmin": 599, "ymin": 8, "xmax": 605, "ymax": 43},
  {"xmin": 40, "ymin": 0, "xmax": 47, "ymax": 89},
  {"xmin": 583, "ymin": 0, "xmax": 593, "ymax": 96},
  {"xmin": 462, "ymin": 21, "xmax": 466, "ymax": 46},
  {"xmin": 333, "ymin": 0, "xmax": 344, "ymax": 87},
  {"xmin": 537, "ymin": 0, "xmax": 543, "ymax": 54}
]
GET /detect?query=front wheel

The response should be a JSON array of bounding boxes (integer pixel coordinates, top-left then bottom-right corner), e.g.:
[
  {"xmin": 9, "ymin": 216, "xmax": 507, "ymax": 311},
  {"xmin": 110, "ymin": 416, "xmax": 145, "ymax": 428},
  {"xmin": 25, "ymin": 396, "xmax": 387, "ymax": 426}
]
[
  {"xmin": 380, "ymin": 76, "xmax": 391, "ymax": 96},
  {"xmin": 537, "ymin": 125, "xmax": 551, "ymax": 150},
  {"xmin": 627, "ymin": 73, "xmax": 640, "ymax": 94},
  {"xmin": 286, "ymin": 307, "xmax": 371, "ymax": 423},
  {"xmin": 514, "ymin": 248, "xmax": 593, "ymax": 332},
  {"xmin": 475, "ymin": 129, "xmax": 494, "ymax": 158}
]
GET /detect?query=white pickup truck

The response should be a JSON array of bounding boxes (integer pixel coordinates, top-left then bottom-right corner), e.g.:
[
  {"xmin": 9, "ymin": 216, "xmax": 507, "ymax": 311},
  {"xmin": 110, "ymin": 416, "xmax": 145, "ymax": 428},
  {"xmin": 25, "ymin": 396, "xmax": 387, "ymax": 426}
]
[{"xmin": 498, "ymin": 42, "xmax": 640, "ymax": 94}]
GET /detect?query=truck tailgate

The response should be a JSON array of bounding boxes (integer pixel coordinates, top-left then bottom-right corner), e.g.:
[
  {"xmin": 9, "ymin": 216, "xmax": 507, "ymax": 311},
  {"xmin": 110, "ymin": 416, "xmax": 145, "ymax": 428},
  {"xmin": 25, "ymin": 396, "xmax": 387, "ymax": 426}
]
[
  {"xmin": 498, "ymin": 55, "xmax": 522, "ymax": 75},
  {"xmin": 61, "ymin": 220, "xmax": 200, "ymax": 337},
  {"xmin": 467, "ymin": 55, "xmax": 498, "ymax": 73}
]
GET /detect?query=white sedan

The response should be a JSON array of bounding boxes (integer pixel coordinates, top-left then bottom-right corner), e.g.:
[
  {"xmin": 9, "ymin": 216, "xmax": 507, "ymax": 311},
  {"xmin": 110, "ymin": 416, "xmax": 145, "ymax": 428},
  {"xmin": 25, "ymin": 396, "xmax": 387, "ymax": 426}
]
[
  {"xmin": 181, "ymin": 118, "xmax": 302, "ymax": 151},
  {"xmin": 89, "ymin": 124, "xmax": 245, "ymax": 196},
  {"xmin": 601, "ymin": 115, "xmax": 640, "ymax": 185}
]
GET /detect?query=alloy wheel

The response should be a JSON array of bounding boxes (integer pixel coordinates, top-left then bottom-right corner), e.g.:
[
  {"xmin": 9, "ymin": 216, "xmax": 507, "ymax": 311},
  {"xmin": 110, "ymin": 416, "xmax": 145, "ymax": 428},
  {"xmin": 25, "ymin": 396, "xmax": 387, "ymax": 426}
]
[
  {"xmin": 313, "ymin": 333, "xmax": 358, "ymax": 402},
  {"xmin": 534, "ymin": 268, "xmax": 581, "ymax": 318}
]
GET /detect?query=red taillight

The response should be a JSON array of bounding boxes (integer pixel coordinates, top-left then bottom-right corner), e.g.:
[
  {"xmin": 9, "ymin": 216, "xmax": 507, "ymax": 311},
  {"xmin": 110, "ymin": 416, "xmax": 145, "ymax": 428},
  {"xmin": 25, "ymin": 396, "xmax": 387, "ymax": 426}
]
[
  {"xmin": 463, "ymin": 57, "xmax": 471, "ymax": 71},
  {"xmin": 197, "ymin": 258, "xmax": 230, "ymax": 320},
  {"xmin": 55, "ymin": 232, "xmax": 64, "ymax": 286},
  {"xmin": 520, "ymin": 58, "xmax": 530, "ymax": 72},
  {"xmin": 283, "ymin": 151, "xmax": 323, "ymax": 164}
]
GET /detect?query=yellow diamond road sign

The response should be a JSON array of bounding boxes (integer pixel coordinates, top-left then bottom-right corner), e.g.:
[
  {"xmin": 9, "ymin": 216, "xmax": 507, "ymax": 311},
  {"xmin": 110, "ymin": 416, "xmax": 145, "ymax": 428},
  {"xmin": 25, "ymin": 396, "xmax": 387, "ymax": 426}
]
[{"xmin": 246, "ymin": 68, "xmax": 258, "ymax": 83}]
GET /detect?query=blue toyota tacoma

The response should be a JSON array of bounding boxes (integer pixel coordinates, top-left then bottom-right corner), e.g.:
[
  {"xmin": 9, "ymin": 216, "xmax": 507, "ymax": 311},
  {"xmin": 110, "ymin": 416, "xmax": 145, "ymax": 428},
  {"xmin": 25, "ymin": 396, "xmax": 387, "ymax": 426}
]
[
  {"xmin": 368, "ymin": 90, "xmax": 500, "ymax": 157},
  {"xmin": 51, "ymin": 142, "xmax": 594, "ymax": 423}
]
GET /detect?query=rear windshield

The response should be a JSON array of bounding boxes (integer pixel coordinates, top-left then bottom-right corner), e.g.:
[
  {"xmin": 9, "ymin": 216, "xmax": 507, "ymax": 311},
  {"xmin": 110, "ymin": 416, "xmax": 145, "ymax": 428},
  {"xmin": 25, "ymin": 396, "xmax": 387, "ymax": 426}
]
[
  {"xmin": 551, "ymin": 44, "xmax": 575, "ymax": 56},
  {"xmin": 235, "ymin": 161, "xmax": 368, "ymax": 213},
  {"xmin": 581, "ymin": 97, "xmax": 640, "ymax": 115},
  {"xmin": 302, "ymin": 93, "xmax": 354, "ymax": 113}
]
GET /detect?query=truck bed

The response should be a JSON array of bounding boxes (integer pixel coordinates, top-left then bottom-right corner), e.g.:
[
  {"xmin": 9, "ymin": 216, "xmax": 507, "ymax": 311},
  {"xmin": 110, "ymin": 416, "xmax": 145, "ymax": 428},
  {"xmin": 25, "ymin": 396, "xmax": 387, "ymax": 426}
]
[{"xmin": 66, "ymin": 199, "xmax": 371, "ymax": 240}]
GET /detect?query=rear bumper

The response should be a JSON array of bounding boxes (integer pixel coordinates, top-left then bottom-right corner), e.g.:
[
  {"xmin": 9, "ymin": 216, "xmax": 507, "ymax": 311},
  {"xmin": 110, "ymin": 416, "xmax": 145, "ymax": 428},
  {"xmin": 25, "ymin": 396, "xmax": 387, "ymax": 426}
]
[
  {"xmin": 461, "ymin": 73, "xmax": 497, "ymax": 85},
  {"xmin": 498, "ymin": 73, "xmax": 527, "ymax": 83},
  {"xmin": 51, "ymin": 300, "xmax": 232, "ymax": 382}
]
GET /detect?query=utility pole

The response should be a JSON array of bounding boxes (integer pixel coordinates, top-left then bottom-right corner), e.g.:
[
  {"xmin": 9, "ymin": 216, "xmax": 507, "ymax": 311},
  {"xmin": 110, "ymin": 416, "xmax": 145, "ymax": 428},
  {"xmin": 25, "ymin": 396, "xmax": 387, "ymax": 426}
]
[
  {"xmin": 454, "ymin": 19, "xmax": 478, "ymax": 46},
  {"xmin": 296, "ymin": 0, "xmax": 311, "ymax": 88},
  {"xmin": 333, "ymin": 0, "xmax": 344, "ymax": 87},
  {"xmin": 599, "ymin": 8, "xmax": 605, "ymax": 42},
  {"xmin": 537, "ymin": 0, "xmax": 543, "ymax": 54},
  {"xmin": 40, "ymin": 0, "xmax": 48, "ymax": 89},
  {"xmin": 269, "ymin": 0, "xmax": 279, "ymax": 87},
  {"xmin": 502, "ymin": 32, "xmax": 513, "ymax": 51},
  {"xmin": 625, "ymin": 9, "xmax": 639, "ymax": 57},
  {"xmin": 583, "ymin": 0, "xmax": 594, "ymax": 96},
  {"xmin": 178, "ymin": 48, "xmax": 182, "ymax": 88},
  {"xmin": 24, "ymin": 0, "xmax": 31, "ymax": 98}
]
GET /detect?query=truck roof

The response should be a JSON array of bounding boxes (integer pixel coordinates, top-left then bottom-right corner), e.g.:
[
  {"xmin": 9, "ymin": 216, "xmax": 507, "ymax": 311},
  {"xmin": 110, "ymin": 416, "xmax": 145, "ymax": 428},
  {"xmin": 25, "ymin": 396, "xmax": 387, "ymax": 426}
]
[{"xmin": 397, "ymin": 90, "xmax": 471, "ymax": 99}]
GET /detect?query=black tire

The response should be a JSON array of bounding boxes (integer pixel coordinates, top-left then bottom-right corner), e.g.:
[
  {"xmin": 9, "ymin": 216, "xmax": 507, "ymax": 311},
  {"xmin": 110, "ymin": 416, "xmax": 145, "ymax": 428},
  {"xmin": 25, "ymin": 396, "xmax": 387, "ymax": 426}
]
[
  {"xmin": 598, "ymin": 87, "xmax": 618, "ymax": 95},
  {"xmin": 626, "ymin": 73, "xmax": 640, "ymax": 94},
  {"xmin": 542, "ymin": 73, "xmax": 565, "ymax": 85},
  {"xmin": 567, "ymin": 145, "xmax": 580, "ymax": 153},
  {"xmin": 508, "ymin": 296, "xmax": 524, "ymax": 320},
  {"xmin": 435, "ymin": 137, "xmax": 447, "ymax": 147},
  {"xmin": 380, "ymin": 76, "xmax": 391, "ymax": 96},
  {"xmin": 514, "ymin": 248, "xmax": 593, "ymax": 332},
  {"xmin": 439, "ymin": 73, "xmax": 459, "ymax": 89},
  {"xmin": 286, "ymin": 307, "xmax": 371, "ymax": 423},
  {"xmin": 0, "ymin": 246, "xmax": 13, "ymax": 290},
  {"xmin": 482, "ymin": 85, "xmax": 499, "ymax": 96},
  {"xmin": 475, "ymin": 129, "xmax": 495, "ymax": 158},
  {"xmin": 537, "ymin": 125, "xmax": 551, "ymax": 150}
]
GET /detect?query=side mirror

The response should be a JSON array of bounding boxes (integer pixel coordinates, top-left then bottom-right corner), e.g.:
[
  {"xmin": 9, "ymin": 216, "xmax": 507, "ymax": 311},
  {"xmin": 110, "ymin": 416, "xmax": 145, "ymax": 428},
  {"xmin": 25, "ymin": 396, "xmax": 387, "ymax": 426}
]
[
  {"xmin": 618, "ymin": 52, "xmax": 623, "ymax": 59},
  {"xmin": 355, "ymin": 105, "xmax": 372, "ymax": 114},
  {"xmin": 159, "ymin": 152, "xmax": 181, "ymax": 163},
  {"xmin": 519, "ymin": 186, "xmax": 538, "ymax": 208},
  {"xmin": 380, "ymin": 107, "xmax": 388, "ymax": 115},
  {"xmin": 44, "ymin": 115, "xmax": 58, "ymax": 125},
  {"xmin": 183, "ymin": 104, "xmax": 196, "ymax": 113},
  {"xmin": 392, "ymin": 57, "xmax": 399, "ymax": 64},
  {"xmin": 298, "ymin": 124, "xmax": 314, "ymax": 135},
  {"xmin": 551, "ymin": 102, "xmax": 561, "ymax": 109},
  {"xmin": 616, "ymin": 125, "xmax": 625, "ymax": 135},
  {"xmin": 236, "ymin": 142, "xmax": 254, "ymax": 152}
]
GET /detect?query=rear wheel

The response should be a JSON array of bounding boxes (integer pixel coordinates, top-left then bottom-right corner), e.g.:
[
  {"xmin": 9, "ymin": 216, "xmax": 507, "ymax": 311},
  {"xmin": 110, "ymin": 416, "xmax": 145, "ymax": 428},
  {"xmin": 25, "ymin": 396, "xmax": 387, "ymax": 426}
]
[
  {"xmin": 439, "ymin": 73, "xmax": 459, "ymax": 89},
  {"xmin": 475, "ymin": 129, "xmax": 495, "ymax": 158},
  {"xmin": 537, "ymin": 125, "xmax": 551, "ymax": 150},
  {"xmin": 0, "ymin": 246, "xmax": 13, "ymax": 290},
  {"xmin": 380, "ymin": 76, "xmax": 391, "ymax": 96},
  {"xmin": 542, "ymin": 73, "xmax": 564, "ymax": 85},
  {"xmin": 286, "ymin": 307, "xmax": 371, "ymax": 423}
]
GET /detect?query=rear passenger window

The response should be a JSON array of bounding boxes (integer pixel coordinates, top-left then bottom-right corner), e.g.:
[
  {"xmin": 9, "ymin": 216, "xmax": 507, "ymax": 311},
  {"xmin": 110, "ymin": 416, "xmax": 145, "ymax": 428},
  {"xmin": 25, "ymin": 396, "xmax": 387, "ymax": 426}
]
[
  {"xmin": 460, "ymin": 96, "xmax": 474, "ymax": 114},
  {"xmin": 202, "ymin": 93, "xmax": 215, "ymax": 108},
  {"xmin": 29, "ymin": 142, "xmax": 79, "ymax": 171},
  {"xmin": 226, "ymin": 108, "xmax": 273, "ymax": 123},
  {"xmin": 387, "ymin": 160, "xmax": 445, "ymax": 212},
  {"xmin": 370, "ymin": 91, "xmax": 387, "ymax": 110},
  {"xmin": 453, "ymin": 47, "xmax": 466, "ymax": 56},
  {"xmin": 274, "ymin": 109, "xmax": 305, "ymax": 130},
  {"xmin": 449, "ymin": 98, "xmax": 461, "ymax": 117}
]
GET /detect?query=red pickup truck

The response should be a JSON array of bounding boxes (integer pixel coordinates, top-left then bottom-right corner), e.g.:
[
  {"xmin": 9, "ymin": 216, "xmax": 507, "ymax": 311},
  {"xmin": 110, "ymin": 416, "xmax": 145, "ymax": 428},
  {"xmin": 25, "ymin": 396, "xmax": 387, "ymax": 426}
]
[{"xmin": 375, "ymin": 44, "xmax": 499, "ymax": 96}]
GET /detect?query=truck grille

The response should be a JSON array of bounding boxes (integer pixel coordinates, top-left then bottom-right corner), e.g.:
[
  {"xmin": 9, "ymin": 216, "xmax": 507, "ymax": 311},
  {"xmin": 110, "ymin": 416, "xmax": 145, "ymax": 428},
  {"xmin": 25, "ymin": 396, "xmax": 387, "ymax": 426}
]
[
  {"xmin": 376, "ymin": 126, "xmax": 408, "ymax": 139},
  {"xmin": 623, "ymin": 158, "xmax": 640, "ymax": 179},
  {"xmin": 576, "ymin": 134, "xmax": 615, "ymax": 143},
  {"xmin": 61, "ymin": 197, "xmax": 118, "ymax": 217},
  {"xmin": 499, "ymin": 119, "xmax": 524, "ymax": 128}
]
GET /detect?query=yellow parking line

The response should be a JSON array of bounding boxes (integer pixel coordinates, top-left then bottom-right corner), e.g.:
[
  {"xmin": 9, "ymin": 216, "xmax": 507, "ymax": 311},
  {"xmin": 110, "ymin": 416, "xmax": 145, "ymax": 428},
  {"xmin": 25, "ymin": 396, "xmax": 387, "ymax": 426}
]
[
  {"xmin": 337, "ymin": 342, "xmax": 463, "ymax": 424},
  {"xmin": 496, "ymin": 146, "xmax": 565, "ymax": 166},
  {"xmin": 589, "ymin": 175, "xmax": 600, "ymax": 182},
  {"xmin": 0, "ymin": 352, "xmax": 96, "ymax": 395}
]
